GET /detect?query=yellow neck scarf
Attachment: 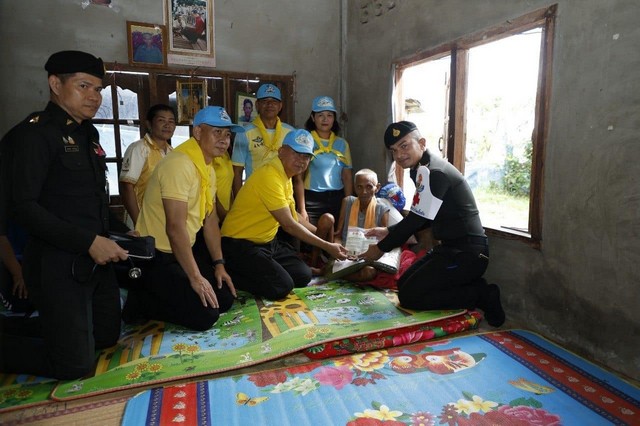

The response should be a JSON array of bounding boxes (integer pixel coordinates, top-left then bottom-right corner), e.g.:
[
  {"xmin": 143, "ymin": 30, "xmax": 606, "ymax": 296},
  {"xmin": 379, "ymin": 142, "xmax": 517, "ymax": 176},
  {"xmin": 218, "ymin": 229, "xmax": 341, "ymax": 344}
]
[
  {"xmin": 174, "ymin": 137, "xmax": 213, "ymax": 224},
  {"xmin": 311, "ymin": 131, "xmax": 344, "ymax": 159},
  {"xmin": 254, "ymin": 116, "xmax": 283, "ymax": 157},
  {"xmin": 349, "ymin": 197, "xmax": 377, "ymax": 229}
]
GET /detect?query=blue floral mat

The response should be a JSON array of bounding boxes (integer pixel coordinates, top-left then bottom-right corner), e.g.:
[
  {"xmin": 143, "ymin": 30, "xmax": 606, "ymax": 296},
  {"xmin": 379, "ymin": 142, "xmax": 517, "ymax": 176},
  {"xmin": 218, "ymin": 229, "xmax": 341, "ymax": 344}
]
[{"xmin": 122, "ymin": 329, "xmax": 640, "ymax": 425}]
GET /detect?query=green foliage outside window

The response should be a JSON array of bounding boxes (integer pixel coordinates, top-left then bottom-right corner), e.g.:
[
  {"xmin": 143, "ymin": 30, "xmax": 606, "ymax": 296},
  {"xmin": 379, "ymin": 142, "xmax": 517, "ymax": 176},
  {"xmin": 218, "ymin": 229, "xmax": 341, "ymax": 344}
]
[{"xmin": 502, "ymin": 141, "xmax": 532, "ymax": 197}]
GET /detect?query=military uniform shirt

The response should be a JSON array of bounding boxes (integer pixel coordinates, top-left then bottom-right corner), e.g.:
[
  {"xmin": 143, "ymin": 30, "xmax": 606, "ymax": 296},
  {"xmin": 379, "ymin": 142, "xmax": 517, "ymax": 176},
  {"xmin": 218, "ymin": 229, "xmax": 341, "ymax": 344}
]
[{"xmin": 10, "ymin": 102, "xmax": 119, "ymax": 254}]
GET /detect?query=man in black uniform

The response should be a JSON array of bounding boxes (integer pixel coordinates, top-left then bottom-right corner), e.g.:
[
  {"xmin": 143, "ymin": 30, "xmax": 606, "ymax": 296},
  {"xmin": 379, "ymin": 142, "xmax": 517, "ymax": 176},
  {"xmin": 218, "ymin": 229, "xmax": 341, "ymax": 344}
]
[
  {"xmin": 360, "ymin": 121, "xmax": 505, "ymax": 327},
  {"xmin": 0, "ymin": 50, "xmax": 130, "ymax": 379}
]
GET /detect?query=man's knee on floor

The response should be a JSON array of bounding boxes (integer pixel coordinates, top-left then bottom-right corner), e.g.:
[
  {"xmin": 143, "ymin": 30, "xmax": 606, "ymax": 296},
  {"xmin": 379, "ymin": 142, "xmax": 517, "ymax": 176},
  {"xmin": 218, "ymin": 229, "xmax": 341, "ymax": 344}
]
[
  {"xmin": 291, "ymin": 266, "xmax": 312, "ymax": 289},
  {"xmin": 261, "ymin": 281, "xmax": 294, "ymax": 300},
  {"xmin": 53, "ymin": 357, "xmax": 95, "ymax": 380},
  {"xmin": 94, "ymin": 324, "xmax": 121, "ymax": 350},
  {"xmin": 95, "ymin": 333, "xmax": 120, "ymax": 350},
  {"xmin": 397, "ymin": 291, "xmax": 421, "ymax": 310},
  {"xmin": 185, "ymin": 309, "xmax": 220, "ymax": 331}
]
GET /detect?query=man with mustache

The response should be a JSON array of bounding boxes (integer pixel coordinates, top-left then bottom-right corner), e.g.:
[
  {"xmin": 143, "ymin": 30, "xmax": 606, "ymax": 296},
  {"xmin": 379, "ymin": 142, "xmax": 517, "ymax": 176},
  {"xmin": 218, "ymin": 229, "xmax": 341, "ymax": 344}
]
[{"xmin": 0, "ymin": 50, "xmax": 130, "ymax": 379}]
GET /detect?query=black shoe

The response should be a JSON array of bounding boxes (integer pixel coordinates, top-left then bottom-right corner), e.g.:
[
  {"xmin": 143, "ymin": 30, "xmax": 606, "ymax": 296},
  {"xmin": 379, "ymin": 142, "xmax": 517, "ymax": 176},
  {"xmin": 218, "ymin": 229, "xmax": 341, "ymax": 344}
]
[
  {"xmin": 121, "ymin": 289, "xmax": 147, "ymax": 325},
  {"xmin": 478, "ymin": 284, "xmax": 505, "ymax": 327}
]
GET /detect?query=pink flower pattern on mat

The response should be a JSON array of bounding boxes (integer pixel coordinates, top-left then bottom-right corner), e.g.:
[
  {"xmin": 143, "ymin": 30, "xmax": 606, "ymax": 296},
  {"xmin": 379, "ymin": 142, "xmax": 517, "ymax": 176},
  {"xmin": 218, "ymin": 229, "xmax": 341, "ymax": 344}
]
[
  {"xmin": 313, "ymin": 366, "xmax": 354, "ymax": 390},
  {"xmin": 496, "ymin": 405, "xmax": 562, "ymax": 425},
  {"xmin": 392, "ymin": 329, "xmax": 435, "ymax": 346}
]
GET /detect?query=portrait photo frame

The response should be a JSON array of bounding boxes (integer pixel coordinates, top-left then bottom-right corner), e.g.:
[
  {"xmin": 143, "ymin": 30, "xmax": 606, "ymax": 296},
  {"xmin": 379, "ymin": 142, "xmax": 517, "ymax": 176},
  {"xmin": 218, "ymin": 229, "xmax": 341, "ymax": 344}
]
[
  {"xmin": 235, "ymin": 92, "xmax": 257, "ymax": 124},
  {"xmin": 164, "ymin": 0, "xmax": 216, "ymax": 68},
  {"xmin": 126, "ymin": 21, "xmax": 167, "ymax": 68},
  {"xmin": 176, "ymin": 80, "xmax": 208, "ymax": 124}
]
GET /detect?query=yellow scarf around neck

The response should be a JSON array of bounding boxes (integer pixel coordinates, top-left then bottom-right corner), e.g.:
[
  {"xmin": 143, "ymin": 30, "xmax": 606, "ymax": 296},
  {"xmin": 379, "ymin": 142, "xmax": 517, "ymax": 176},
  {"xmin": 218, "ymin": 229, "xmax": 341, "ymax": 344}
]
[
  {"xmin": 349, "ymin": 197, "xmax": 377, "ymax": 229},
  {"xmin": 174, "ymin": 137, "xmax": 213, "ymax": 224},
  {"xmin": 254, "ymin": 116, "xmax": 283, "ymax": 158},
  {"xmin": 311, "ymin": 130, "xmax": 345, "ymax": 159}
]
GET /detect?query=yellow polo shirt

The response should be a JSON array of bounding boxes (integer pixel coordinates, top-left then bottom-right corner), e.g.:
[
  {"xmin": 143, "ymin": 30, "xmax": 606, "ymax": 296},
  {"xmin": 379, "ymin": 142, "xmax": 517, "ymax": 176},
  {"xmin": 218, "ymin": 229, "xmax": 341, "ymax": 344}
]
[
  {"xmin": 221, "ymin": 156, "xmax": 297, "ymax": 244},
  {"xmin": 213, "ymin": 151, "xmax": 233, "ymax": 211},
  {"xmin": 137, "ymin": 151, "xmax": 216, "ymax": 253}
]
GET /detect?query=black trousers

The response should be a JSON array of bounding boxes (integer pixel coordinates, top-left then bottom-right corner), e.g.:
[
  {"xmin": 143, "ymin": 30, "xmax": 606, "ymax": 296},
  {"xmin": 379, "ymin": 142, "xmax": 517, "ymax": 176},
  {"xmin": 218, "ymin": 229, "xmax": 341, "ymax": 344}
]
[
  {"xmin": 397, "ymin": 242, "xmax": 489, "ymax": 311},
  {"xmin": 222, "ymin": 236, "xmax": 311, "ymax": 300},
  {"xmin": 0, "ymin": 244, "xmax": 121, "ymax": 379},
  {"xmin": 304, "ymin": 189, "xmax": 343, "ymax": 226},
  {"xmin": 129, "ymin": 235, "xmax": 235, "ymax": 331}
]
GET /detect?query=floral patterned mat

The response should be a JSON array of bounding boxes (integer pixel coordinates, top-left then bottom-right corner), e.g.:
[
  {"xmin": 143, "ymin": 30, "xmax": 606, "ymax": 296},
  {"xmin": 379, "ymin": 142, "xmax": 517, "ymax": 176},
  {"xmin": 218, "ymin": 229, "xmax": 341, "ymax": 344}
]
[
  {"xmin": 122, "ymin": 329, "xmax": 640, "ymax": 425},
  {"xmin": 0, "ymin": 282, "xmax": 473, "ymax": 412}
]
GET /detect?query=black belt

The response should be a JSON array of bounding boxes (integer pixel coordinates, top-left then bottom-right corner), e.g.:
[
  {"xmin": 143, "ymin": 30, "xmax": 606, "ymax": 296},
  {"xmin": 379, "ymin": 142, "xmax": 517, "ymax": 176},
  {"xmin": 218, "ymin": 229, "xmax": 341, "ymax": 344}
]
[{"xmin": 442, "ymin": 235, "xmax": 488, "ymax": 246}]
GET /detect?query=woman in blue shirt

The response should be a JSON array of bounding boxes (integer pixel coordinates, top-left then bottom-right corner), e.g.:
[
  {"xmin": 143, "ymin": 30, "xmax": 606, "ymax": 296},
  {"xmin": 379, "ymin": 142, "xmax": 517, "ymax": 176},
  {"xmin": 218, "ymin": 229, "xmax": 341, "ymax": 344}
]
[{"xmin": 298, "ymin": 96, "xmax": 353, "ymax": 226}]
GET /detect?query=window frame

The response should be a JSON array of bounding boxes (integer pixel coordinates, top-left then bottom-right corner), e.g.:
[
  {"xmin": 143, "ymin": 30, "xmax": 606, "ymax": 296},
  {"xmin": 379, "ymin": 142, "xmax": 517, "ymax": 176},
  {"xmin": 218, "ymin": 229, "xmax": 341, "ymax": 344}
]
[
  {"xmin": 392, "ymin": 5, "xmax": 557, "ymax": 248},
  {"xmin": 97, "ymin": 63, "xmax": 295, "ymax": 185}
]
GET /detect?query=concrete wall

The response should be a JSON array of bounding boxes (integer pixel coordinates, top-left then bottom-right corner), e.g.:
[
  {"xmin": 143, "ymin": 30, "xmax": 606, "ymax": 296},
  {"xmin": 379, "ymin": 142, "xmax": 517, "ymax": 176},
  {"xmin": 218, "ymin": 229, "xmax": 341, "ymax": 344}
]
[
  {"xmin": 0, "ymin": 0, "xmax": 342, "ymax": 132},
  {"xmin": 345, "ymin": 0, "xmax": 640, "ymax": 380}
]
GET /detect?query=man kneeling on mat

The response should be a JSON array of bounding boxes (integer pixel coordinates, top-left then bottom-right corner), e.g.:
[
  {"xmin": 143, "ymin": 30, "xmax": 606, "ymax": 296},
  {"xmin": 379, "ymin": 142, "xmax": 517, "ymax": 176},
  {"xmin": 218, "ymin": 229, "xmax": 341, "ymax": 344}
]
[
  {"xmin": 221, "ymin": 129, "xmax": 348, "ymax": 300},
  {"xmin": 122, "ymin": 106, "xmax": 243, "ymax": 330}
]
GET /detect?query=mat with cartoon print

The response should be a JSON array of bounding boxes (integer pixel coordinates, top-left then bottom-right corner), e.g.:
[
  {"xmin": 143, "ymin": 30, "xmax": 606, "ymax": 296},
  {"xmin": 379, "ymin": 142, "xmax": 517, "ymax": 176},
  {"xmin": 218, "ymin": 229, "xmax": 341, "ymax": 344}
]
[{"xmin": 0, "ymin": 282, "xmax": 477, "ymax": 411}]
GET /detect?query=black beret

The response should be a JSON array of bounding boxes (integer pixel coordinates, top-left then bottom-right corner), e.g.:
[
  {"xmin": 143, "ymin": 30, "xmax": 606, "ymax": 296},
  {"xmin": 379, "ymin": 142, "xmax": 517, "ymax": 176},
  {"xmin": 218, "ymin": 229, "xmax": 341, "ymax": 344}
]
[
  {"xmin": 384, "ymin": 121, "xmax": 418, "ymax": 148},
  {"xmin": 44, "ymin": 50, "xmax": 105, "ymax": 79}
]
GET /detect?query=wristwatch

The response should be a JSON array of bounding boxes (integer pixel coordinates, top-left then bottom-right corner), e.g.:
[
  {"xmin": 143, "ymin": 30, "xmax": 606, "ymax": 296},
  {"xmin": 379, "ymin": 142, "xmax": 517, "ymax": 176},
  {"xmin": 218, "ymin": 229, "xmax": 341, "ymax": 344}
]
[{"xmin": 212, "ymin": 258, "xmax": 225, "ymax": 266}]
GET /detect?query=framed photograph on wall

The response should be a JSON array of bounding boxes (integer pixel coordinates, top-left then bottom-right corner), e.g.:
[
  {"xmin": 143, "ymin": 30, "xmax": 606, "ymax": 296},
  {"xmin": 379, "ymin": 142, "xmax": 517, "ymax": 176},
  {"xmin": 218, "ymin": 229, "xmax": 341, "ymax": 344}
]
[
  {"xmin": 165, "ymin": 0, "xmax": 216, "ymax": 68},
  {"xmin": 177, "ymin": 81, "xmax": 208, "ymax": 124},
  {"xmin": 236, "ymin": 92, "xmax": 257, "ymax": 124},
  {"xmin": 126, "ymin": 21, "xmax": 167, "ymax": 68}
]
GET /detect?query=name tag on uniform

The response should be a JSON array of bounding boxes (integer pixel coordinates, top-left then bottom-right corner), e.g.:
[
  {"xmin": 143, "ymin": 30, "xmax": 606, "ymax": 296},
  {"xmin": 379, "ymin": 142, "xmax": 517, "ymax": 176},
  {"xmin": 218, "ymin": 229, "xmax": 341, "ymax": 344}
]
[{"xmin": 63, "ymin": 136, "xmax": 79, "ymax": 153}]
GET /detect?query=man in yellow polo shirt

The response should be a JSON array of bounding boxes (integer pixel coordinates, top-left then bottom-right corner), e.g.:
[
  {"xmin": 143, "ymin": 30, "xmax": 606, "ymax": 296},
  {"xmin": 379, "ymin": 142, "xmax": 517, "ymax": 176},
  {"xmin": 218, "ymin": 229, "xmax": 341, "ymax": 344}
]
[
  {"xmin": 123, "ymin": 106, "xmax": 244, "ymax": 331},
  {"xmin": 221, "ymin": 129, "xmax": 348, "ymax": 300}
]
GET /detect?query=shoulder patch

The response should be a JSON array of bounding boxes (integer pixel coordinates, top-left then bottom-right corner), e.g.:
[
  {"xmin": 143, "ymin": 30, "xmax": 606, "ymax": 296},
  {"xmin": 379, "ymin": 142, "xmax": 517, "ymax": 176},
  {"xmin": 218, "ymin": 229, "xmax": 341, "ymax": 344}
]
[{"xmin": 25, "ymin": 111, "xmax": 51, "ymax": 126}]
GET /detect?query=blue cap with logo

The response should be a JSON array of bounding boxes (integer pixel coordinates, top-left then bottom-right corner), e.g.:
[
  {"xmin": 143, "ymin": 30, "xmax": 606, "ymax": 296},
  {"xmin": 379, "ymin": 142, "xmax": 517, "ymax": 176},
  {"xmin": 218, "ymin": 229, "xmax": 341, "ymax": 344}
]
[
  {"xmin": 256, "ymin": 83, "xmax": 282, "ymax": 101},
  {"xmin": 311, "ymin": 96, "xmax": 337, "ymax": 113},
  {"xmin": 193, "ymin": 106, "xmax": 245, "ymax": 133},
  {"xmin": 282, "ymin": 129, "xmax": 315, "ymax": 157}
]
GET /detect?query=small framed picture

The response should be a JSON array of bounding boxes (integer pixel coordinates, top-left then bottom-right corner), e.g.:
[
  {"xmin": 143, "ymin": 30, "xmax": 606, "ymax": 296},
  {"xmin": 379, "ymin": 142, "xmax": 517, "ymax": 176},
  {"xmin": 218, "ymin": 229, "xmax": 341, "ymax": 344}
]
[
  {"xmin": 236, "ymin": 92, "xmax": 257, "ymax": 124},
  {"xmin": 126, "ymin": 21, "xmax": 168, "ymax": 68},
  {"xmin": 165, "ymin": 0, "xmax": 215, "ymax": 67},
  {"xmin": 177, "ymin": 81, "xmax": 208, "ymax": 124}
]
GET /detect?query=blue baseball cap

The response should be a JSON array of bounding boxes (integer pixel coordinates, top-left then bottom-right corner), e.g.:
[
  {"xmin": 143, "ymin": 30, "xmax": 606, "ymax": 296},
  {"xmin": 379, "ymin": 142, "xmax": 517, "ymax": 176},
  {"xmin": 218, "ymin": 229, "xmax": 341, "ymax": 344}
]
[
  {"xmin": 193, "ymin": 106, "xmax": 245, "ymax": 133},
  {"xmin": 282, "ymin": 129, "xmax": 315, "ymax": 157},
  {"xmin": 311, "ymin": 96, "xmax": 337, "ymax": 113},
  {"xmin": 256, "ymin": 83, "xmax": 282, "ymax": 101}
]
